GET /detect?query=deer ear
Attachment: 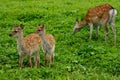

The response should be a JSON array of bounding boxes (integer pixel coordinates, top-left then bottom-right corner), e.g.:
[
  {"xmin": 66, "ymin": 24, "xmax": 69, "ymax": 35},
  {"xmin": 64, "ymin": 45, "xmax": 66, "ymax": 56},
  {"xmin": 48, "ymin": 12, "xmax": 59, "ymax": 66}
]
[
  {"xmin": 42, "ymin": 24, "xmax": 44, "ymax": 28},
  {"xmin": 20, "ymin": 24, "xmax": 24, "ymax": 29},
  {"xmin": 76, "ymin": 17, "xmax": 79, "ymax": 22},
  {"xmin": 38, "ymin": 24, "xmax": 41, "ymax": 26},
  {"xmin": 76, "ymin": 17, "xmax": 79, "ymax": 25}
]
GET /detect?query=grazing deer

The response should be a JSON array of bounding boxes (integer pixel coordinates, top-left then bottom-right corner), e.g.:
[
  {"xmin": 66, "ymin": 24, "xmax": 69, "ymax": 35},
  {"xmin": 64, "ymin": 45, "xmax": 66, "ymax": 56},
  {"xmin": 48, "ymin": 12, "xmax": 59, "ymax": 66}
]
[
  {"xmin": 36, "ymin": 24, "xmax": 55, "ymax": 67},
  {"xmin": 9, "ymin": 24, "xmax": 41, "ymax": 68},
  {"xmin": 73, "ymin": 4, "xmax": 117, "ymax": 44}
]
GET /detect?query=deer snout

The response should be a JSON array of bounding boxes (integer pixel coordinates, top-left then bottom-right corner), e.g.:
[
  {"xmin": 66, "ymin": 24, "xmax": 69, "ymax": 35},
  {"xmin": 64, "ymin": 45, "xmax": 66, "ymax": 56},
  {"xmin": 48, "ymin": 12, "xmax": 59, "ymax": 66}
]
[
  {"xmin": 72, "ymin": 28, "xmax": 79, "ymax": 34},
  {"xmin": 9, "ymin": 34, "xmax": 12, "ymax": 37}
]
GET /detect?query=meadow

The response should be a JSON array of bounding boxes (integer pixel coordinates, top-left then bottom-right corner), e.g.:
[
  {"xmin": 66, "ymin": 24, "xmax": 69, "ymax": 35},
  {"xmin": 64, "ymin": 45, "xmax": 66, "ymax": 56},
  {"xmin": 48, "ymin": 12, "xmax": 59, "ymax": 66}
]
[{"xmin": 0, "ymin": 0, "xmax": 120, "ymax": 80}]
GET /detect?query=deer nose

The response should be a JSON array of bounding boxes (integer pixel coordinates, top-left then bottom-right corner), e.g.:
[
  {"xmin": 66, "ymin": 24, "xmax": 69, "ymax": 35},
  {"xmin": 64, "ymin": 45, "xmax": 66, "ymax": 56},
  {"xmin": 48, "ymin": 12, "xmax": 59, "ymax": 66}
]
[
  {"xmin": 72, "ymin": 29, "xmax": 76, "ymax": 34},
  {"xmin": 9, "ymin": 34, "xmax": 12, "ymax": 37}
]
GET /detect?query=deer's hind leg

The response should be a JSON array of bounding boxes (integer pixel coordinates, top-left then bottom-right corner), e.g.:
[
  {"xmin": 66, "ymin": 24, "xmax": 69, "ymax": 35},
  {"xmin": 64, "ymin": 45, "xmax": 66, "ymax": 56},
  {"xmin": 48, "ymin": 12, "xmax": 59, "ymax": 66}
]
[
  {"xmin": 109, "ymin": 14, "xmax": 116, "ymax": 45},
  {"xmin": 110, "ymin": 22, "xmax": 116, "ymax": 45},
  {"xmin": 101, "ymin": 12, "xmax": 109, "ymax": 43}
]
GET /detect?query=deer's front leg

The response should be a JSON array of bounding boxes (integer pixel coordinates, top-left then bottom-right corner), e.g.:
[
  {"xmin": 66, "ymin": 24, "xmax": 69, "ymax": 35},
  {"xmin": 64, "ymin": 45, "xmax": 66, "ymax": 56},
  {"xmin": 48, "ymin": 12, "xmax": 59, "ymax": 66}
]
[
  {"xmin": 45, "ymin": 53, "xmax": 51, "ymax": 67},
  {"xmin": 28, "ymin": 54, "xmax": 32, "ymax": 68},
  {"xmin": 19, "ymin": 54, "xmax": 23, "ymax": 68},
  {"xmin": 45, "ymin": 53, "xmax": 47, "ymax": 66},
  {"xmin": 34, "ymin": 51, "xmax": 40, "ymax": 67},
  {"xmin": 51, "ymin": 53, "xmax": 54, "ymax": 62},
  {"xmin": 96, "ymin": 26, "xmax": 100, "ymax": 38},
  {"xmin": 89, "ymin": 23, "xmax": 93, "ymax": 40}
]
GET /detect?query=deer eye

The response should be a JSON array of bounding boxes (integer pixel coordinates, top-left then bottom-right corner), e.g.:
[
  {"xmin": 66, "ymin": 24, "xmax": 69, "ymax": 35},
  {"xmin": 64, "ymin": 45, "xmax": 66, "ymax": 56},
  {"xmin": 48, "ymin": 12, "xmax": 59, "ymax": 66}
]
[
  {"xmin": 14, "ymin": 31, "xmax": 18, "ymax": 33},
  {"xmin": 38, "ymin": 30, "xmax": 41, "ymax": 31}
]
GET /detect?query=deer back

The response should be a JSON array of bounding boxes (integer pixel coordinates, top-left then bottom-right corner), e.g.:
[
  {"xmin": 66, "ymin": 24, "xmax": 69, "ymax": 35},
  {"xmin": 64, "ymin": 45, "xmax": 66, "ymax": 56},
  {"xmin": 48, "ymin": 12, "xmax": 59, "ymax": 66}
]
[{"xmin": 85, "ymin": 4, "xmax": 114, "ymax": 23}]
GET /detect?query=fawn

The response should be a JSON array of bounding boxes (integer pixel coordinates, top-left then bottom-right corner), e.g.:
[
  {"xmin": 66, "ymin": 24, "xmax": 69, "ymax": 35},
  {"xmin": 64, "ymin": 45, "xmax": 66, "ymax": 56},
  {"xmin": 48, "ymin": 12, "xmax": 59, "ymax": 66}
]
[
  {"xmin": 73, "ymin": 4, "xmax": 117, "ymax": 44},
  {"xmin": 9, "ymin": 24, "xmax": 41, "ymax": 68},
  {"xmin": 35, "ymin": 24, "xmax": 55, "ymax": 67}
]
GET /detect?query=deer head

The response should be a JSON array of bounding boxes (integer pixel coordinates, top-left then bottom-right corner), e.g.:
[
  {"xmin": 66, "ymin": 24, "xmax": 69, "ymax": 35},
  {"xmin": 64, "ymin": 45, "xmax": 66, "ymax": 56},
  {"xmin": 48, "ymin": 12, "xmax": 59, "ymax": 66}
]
[
  {"xmin": 72, "ymin": 17, "xmax": 87, "ymax": 34},
  {"xmin": 36, "ymin": 24, "xmax": 45, "ymax": 35},
  {"xmin": 9, "ymin": 24, "xmax": 24, "ymax": 37},
  {"xmin": 72, "ymin": 18, "xmax": 81, "ymax": 34}
]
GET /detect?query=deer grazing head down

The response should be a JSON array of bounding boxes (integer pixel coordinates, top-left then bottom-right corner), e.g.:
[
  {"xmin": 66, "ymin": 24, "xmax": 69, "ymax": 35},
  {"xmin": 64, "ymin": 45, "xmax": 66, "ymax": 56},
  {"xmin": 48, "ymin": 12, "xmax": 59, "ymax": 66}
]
[
  {"xmin": 72, "ymin": 4, "xmax": 117, "ymax": 44},
  {"xmin": 73, "ymin": 17, "xmax": 87, "ymax": 34}
]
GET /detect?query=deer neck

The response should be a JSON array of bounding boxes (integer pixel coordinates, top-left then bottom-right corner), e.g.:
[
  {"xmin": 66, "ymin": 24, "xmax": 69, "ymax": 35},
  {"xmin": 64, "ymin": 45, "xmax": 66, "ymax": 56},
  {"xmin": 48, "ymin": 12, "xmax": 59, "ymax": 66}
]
[
  {"xmin": 41, "ymin": 32, "xmax": 48, "ymax": 45},
  {"xmin": 17, "ymin": 31, "xmax": 24, "ymax": 47},
  {"xmin": 79, "ymin": 19, "xmax": 87, "ymax": 28},
  {"xmin": 40, "ymin": 32, "xmax": 51, "ymax": 51}
]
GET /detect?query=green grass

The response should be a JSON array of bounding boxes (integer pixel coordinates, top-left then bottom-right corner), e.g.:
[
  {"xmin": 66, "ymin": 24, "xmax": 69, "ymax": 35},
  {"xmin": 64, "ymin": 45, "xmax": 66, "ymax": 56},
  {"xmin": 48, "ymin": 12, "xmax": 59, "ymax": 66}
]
[{"xmin": 1, "ymin": 0, "xmax": 120, "ymax": 80}]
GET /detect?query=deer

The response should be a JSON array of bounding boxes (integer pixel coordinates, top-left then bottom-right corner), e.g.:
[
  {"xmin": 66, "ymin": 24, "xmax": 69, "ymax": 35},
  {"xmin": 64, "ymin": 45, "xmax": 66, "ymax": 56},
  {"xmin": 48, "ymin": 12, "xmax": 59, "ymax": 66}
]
[
  {"xmin": 35, "ymin": 24, "xmax": 55, "ymax": 67},
  {"xmin": 72, "ymin": 4, "xmax": 117, "ymax": 44},
  {"xmin": 9, "ymin": 24, "xmax": 41, "ymax": 68}
]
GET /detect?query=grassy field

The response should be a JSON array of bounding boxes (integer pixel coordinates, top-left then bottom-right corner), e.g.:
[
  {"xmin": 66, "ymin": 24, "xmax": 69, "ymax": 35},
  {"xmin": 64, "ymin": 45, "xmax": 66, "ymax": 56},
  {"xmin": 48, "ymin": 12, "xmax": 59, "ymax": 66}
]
[{"xmin": 0, "ymin": 0, "xmax": 120, "ymax": 80}]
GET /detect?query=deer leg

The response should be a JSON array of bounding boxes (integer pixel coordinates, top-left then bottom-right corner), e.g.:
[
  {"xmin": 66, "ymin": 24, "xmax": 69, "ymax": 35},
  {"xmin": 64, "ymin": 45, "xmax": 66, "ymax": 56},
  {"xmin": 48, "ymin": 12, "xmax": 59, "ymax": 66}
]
[
  {"xmin": 19, "ymin": 54, "xmax": 23, "ymax": 68},
  {"xmin": 45, "ymin": 53, "xmax": 49, "ymax": 66},
  {"xmin": 51, "ymin": 53, "xmax": 54, "ymax": 62},
  {"xmin": 45, "ymin": 53, "xmax": 51, "ymax": 67},
  {"xmin": 104, "ymin": 25, "xmax": 109, "ymax": 43},
  {"xmin": 96, "ymin": 26, "xmax": 100, "ymax": 38},
  {"xmin": 27, "ymin": 54, "xmax": 32, "ymax": 68},
  {"xmin": 110, "ymin": 22, "xmax": 116, "ymax": 45},
  {"xmin": 47, "ymin": 53, "xmax": 54, "ymax": 68},
  {"xmin": 48, "ymin": 53, "xmax": 53, "ymax": 67},
  {"xmin": 101, "ymin": 14, "xmax": 109, "ymax": 43},
  {"xmin": 45, "ymin": 53, "xmax": 47, "ymax": 66},
  {"xmin": 48, "ymin": 54, "xmax": 52, "ymax": 67},
  {"xmin": 34, "ymin": 51, "xmax": 40, "ymax": 67},
  {"xmin": 109, "ymin": 9, "xmax": 117, "ymax": 44},
  {"xmin": 89, "ymin": 23, "xmax": 93, "ymax": 40}
]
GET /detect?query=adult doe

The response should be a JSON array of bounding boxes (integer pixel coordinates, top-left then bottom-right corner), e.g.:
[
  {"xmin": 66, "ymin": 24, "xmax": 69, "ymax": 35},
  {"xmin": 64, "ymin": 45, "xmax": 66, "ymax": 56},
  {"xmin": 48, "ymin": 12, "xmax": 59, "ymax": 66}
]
[
  {"xmin": 36, "ymin": 24, "xmax": 55, "ymax": 67},
  {"xmin": 73, "ymin": 4, "xmax": 117, "ymax": 44},
  {"xmin": 9, "ymin": 24, "xmax": 41, "ymax": 68}
]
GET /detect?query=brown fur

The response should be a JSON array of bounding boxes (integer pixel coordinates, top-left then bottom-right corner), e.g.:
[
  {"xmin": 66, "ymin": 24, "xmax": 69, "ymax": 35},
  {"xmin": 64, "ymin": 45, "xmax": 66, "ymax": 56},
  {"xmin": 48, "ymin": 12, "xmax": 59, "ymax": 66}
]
[
  {"xmin": 9, "ymin": 24, "xmax": 41, "ymax": 68},
  {"xmin": 36, "ymin": 24, "xmax": 55, "ymax": 67},
  {"xmin": 73, "ymin": 4, "xmax": 117, "ymax": 44}
]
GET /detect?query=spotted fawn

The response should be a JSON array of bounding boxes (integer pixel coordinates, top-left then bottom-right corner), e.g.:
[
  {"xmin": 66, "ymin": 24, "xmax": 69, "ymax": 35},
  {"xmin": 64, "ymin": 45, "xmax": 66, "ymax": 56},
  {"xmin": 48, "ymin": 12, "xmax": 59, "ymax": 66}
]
[
  {"xmin": 9, "ymin": 24, "xmax": 41, "ymax": 68},
  {"xmin": 36, "ymin": 24, "xmax": 55, "ymax": 67},
  {"xmin": 73, "ymin": 4, "xmax": 117, "ymax": 44}
]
